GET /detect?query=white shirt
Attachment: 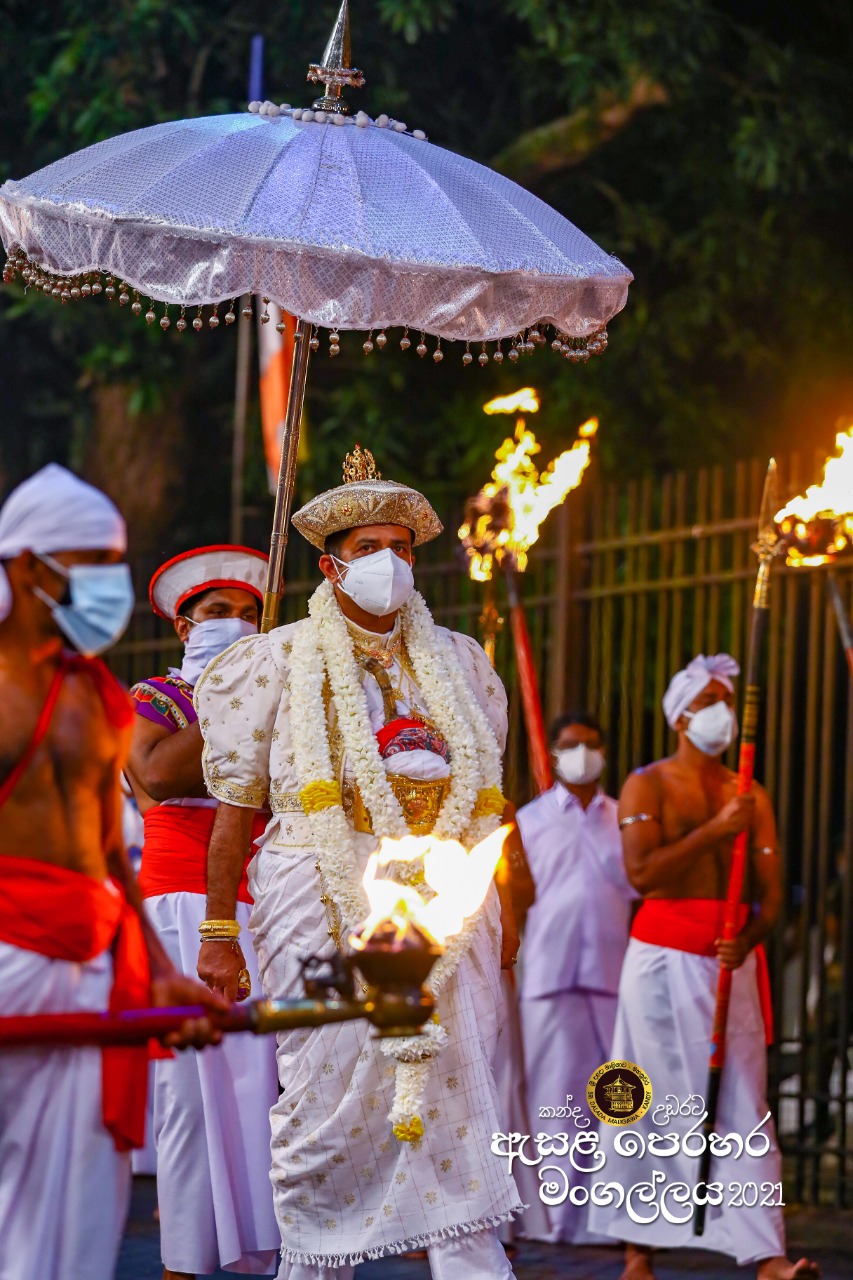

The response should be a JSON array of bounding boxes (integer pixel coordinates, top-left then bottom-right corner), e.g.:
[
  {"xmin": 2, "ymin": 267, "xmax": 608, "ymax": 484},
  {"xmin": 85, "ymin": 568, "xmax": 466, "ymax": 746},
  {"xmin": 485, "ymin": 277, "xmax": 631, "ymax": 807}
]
[{"xmin": 517, "ymin": 784, "xmax": 637, "ymax": 999}]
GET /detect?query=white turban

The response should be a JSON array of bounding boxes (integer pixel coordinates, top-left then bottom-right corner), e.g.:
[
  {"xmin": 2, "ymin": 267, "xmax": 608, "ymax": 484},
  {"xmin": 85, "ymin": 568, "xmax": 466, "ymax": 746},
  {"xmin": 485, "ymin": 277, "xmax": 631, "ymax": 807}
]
[
  {"xmin": 0, "ymin": 463, "xmax": 126, "ymax": 621},
  {"xmin": 662, "ymin": 653, "xmax": 740, "ymax": 729}
]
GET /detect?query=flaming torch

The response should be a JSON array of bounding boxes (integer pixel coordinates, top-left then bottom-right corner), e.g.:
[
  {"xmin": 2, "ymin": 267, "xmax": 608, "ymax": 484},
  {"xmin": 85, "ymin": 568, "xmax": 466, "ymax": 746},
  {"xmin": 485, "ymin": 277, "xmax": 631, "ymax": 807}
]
[
  {"xmin": 459, "ymin": 388, "xmax": 598, "ymax": 792},
  {"xmin": 775, "ymin": 425, "xmax": 853, "ymax": 679}
]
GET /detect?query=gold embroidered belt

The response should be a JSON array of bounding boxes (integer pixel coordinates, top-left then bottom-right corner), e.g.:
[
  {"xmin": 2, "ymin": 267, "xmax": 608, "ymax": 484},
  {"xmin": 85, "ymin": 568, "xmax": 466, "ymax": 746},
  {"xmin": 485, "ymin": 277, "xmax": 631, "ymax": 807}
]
[
  {"xmin": 346, "ymin": 775, "xmax": 451, "ymax": 837},
  {"xmin": 269, "ymin": 776, "xmax": 451, "ymax": 835}
]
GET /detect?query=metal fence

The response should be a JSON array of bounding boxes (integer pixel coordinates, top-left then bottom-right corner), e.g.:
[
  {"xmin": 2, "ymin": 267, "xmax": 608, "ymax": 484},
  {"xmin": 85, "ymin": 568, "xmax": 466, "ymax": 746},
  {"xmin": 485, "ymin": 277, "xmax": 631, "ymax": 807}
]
[{"xmin": 112, "ymin": 451, "xmax": 852, "ymax": 1205}]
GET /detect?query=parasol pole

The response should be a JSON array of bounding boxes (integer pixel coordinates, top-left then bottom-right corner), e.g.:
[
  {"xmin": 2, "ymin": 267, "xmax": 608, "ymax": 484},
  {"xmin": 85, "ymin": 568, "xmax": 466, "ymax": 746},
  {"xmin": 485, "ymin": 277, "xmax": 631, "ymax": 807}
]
[
  {"xmin": 826, "ymin": 569, "xmax": 853, "ymax": 681},
  {"xmin": 260, "ymin": 318, "xmax": 312, "ymax": 632},
  {"xmin": 230, "ymin": 35, "xmax": 265, "ymax": 544},
  {"xmin": 694, "ymin": 458, "xmax": 780, "ymax": 1234},
  {"xmin": 504, "ymin": 561, "xmax": 553, "ymax": 793}
]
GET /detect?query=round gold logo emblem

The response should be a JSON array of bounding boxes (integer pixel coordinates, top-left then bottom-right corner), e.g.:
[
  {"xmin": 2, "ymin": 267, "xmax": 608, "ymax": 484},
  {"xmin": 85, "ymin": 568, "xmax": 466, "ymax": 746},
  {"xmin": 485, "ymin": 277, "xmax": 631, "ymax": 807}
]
[{"xmin": 587, "ymin": 1060, "xmax": 652, "ymax": 1126}]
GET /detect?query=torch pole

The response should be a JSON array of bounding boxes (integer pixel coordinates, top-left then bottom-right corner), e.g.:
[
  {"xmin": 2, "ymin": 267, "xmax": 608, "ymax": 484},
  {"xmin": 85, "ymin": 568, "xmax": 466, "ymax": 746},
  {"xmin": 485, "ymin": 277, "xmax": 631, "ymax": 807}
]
[
  {"xmin": 0, "ymin": 991, "xmax": 436, "ymax": 1049},
  {"xmin": 504, "ymin": 563, "xmax": 553, "ymax": 794},
  {"xmin": 826, "ymin": 569, "xmax": 853, "ymax": 681},
  {"xmin": 694, "ymin": 459, "xmax": 779, "ymax": 1235},
  {"xmin": 261, "ymin": 317, "xmax": 312, "ymax": 633}
]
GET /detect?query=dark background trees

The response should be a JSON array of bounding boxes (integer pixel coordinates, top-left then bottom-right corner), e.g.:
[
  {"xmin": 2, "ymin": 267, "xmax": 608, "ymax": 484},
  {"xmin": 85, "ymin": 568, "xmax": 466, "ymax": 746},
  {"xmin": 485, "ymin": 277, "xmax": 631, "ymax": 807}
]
[{"xmin": 1, "ymin": 0, "xmax": 851, "ymax": 555}]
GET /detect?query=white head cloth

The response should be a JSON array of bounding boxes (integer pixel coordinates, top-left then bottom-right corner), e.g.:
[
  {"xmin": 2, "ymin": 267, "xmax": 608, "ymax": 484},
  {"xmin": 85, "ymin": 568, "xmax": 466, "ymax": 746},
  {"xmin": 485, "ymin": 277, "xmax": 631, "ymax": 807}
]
[
  {"xmin": 0, "ymin": 463, "xmax": 126, "ymax": 622},
  {"xmin": 662, "ymin": 653, "xmax": 740, "ymax": 729}
]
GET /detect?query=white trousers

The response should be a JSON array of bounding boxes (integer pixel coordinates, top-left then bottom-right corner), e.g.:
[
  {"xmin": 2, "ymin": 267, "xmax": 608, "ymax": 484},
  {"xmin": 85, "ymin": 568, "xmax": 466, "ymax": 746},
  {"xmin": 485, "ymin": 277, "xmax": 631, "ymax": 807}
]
[
  {"xmin": 520, "ymin": 988, "xmax": 618, "ymax": 1244},
  {"xmin": 147, "ymin": 892, "xmax": 280, "ymax": 1275},
  {"xmin": 0, "ymin": 941, "xmax": 131, "ymax": 1280},
  {"xmin": 278, "ymin": 1225, "xmax": 515, "ymax": 1278}
]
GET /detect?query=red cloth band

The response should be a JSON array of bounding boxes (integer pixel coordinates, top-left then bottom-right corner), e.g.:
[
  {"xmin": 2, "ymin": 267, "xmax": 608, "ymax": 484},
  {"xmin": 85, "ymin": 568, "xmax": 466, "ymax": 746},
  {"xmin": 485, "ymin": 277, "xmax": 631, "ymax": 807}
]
[
  {"xmin": 0, "ymin": 855, "xmax": 151, "ymax": 1150},
  {"xmin": 138, "ymin": 806, "xmax": 266, "ymax": 904},
  {"xmin": 631, "ymin": 898, "xmax": 774, "ymax": 1044}
]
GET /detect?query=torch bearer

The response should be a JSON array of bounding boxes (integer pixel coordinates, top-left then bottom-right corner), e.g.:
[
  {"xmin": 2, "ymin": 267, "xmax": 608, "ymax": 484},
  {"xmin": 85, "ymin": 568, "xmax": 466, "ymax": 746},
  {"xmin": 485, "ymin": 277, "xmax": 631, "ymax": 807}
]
[
  {"xmin": 694, "ymin": 459, "xmax": 782, "ymax": 1235},
  {"xmin": 459, "ymin": 389, "xmax": 598, "ymax": 795},
  {"xmin": 775, "ymin": 425, "xmax": 853, "ymax": 680}
]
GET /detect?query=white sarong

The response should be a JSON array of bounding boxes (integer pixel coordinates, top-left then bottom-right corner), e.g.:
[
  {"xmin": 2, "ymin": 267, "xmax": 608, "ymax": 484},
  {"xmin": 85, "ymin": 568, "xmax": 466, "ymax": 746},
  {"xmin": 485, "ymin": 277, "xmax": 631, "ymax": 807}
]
[
  {"xmin": 0, "ymin": 941, "xmax": 131, "ymax": 1280},
  {"xmin": 147, "ymin": 891, "xmax": 280, "ymax": 1275},
  {"xmin": 588, "ymin": 938, "xmax": 786, "ymax": 1265}
]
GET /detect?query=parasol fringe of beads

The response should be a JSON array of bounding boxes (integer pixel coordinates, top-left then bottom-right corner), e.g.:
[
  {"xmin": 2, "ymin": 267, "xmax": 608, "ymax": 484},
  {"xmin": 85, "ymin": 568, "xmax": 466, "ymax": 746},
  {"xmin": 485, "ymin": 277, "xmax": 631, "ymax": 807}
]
[{"xmin": 2, "ymin": 249, "xmax": 609, "ymax": 365}]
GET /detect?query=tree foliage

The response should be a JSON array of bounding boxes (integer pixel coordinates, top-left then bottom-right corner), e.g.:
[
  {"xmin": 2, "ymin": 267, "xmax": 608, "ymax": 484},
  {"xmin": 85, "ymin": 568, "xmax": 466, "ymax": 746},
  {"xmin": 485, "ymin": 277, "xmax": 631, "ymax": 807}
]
[{"xmin": 0, "ymin": 0, "xmax": 851, "ymax": 549}]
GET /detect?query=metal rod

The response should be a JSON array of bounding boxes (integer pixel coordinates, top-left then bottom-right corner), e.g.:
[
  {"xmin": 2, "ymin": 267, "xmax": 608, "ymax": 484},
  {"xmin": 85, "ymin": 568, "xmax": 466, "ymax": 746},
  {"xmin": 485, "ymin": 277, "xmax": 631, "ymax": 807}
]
[
  {"xmin": 574, "ymin": 515, "xmax": 760, "ymax": 555},
  {"xmin": 230, "ymin": 294, "xmax": 253, "ymax": 543},
  {"xmin": 0, "ymin": 991, "xmax": 434, "ymax": 1049},
  {"xmin": 827, "ymin": 569, "xmax": 853, "ymax": 680},
  {"xmin": 694, "ymin": 459, "xmax": 778, "ymax": 1235},
  {"xmin": 261, "ymin": 317, "xmax": 313, "ymax": 633}
]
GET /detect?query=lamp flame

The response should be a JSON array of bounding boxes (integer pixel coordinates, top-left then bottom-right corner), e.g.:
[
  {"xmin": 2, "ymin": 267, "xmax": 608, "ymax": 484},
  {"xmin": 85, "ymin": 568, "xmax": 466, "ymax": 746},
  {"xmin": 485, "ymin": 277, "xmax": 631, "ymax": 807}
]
[
  {"xmin": 459, "ymin": 417, "xmax": 598, "ymax": 581},
  {"xmin": 775, "ymin": 426, "xmax": 853, "ymax": 566},
  {"xmin": 351, "ymin": 825, "xmax": 511, "ymax": 949}
]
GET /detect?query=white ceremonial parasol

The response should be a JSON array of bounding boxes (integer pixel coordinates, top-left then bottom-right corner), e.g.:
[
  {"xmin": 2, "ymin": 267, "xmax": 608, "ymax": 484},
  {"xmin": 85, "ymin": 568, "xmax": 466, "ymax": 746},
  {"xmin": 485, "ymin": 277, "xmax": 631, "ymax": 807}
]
[{"xmin": 0, "ymin": 0, "xmax": 632, "ymax": 629}]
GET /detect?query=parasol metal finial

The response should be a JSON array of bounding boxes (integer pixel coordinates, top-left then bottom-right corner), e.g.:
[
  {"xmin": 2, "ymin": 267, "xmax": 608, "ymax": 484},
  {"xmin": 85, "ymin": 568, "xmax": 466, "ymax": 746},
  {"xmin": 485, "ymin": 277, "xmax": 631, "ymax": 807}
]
[{"xmin": 308, "ymin": 0, "xmax": 365, "ymax": 114}]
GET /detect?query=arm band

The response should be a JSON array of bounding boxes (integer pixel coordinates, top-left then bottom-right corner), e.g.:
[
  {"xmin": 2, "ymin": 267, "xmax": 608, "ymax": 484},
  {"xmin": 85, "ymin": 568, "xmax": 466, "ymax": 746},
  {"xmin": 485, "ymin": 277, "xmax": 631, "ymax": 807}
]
[{"xmin": 619, "ymin": 812, "xmax": 658, "ymax": 829}]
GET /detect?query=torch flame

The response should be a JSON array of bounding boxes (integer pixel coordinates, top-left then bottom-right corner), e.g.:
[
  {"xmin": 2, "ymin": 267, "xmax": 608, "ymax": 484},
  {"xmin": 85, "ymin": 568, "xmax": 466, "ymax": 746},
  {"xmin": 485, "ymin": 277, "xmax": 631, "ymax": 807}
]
[
  {"xmin": 459, "ymin": 418, "xmax": 598, "ymax": 581},
  {"xmin": 775, "ymin": 426, "xmax": 853, "ymax": 566},
  {"xmin": 352, "ymin": 825, "xmax": 511, "ymax": 948},
  {"xmin": 483, "ymin": 387, "xmax": 540, "ymax": 416}
]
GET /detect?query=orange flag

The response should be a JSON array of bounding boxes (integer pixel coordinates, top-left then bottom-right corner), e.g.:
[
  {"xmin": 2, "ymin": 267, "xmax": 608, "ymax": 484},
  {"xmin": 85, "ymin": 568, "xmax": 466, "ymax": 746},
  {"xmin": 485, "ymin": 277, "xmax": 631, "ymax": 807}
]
[{"xmin": 258, "ymin": 304, "xmax": 297, "ymax": 491}]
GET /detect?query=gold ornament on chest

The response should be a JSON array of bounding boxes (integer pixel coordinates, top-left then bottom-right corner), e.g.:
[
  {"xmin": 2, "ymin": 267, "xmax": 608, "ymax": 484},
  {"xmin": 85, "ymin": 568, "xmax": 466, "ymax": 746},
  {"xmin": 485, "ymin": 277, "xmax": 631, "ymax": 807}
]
[{"xmin": 345, "ymin": 774, "xmax": 452, "ymax": 837}]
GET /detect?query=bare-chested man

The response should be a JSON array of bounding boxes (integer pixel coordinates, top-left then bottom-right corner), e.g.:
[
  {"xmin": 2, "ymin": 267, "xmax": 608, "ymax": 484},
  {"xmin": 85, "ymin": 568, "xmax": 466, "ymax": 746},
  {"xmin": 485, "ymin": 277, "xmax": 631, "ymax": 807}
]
[
  {"xmin": 0, "ymin": 464, "xmax": 225, "ymax": 1280},
  {"xmin": 588, "ymin": 653, "xmax": 818, "ymax": 1280}
]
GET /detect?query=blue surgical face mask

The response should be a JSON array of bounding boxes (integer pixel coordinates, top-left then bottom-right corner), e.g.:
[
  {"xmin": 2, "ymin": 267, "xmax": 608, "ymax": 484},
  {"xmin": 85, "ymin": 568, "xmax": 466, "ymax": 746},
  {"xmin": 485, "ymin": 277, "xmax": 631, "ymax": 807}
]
[
  {"xmin": 179, "ymin": 616, "xmax": 258, "ymax": 685},
  {"xmin": 32, "ymin": 553, "xmax": 135, "ymax": 657}
]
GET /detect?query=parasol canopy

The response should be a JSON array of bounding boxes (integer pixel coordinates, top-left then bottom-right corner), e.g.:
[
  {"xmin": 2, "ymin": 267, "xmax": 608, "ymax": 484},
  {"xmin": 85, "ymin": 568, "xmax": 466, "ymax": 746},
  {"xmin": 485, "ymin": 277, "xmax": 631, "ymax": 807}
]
[
  {"xmin": 0, "ymin": 8, "xmax": 631, "ymax": 350},
  {"xmin": 0, "ymin": 0, "xmax": 634, "ymax": 629}
]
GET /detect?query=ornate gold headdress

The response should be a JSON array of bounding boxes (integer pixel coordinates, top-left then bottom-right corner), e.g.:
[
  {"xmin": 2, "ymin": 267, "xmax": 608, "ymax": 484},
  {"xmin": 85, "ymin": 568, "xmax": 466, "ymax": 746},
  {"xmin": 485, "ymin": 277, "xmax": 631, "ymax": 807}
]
[
  {"xmin": 292, "ymin": 446, "xmax": 443, "ymax": 550},
  {"xmin": 342, "ymin": 444, "xmax": 380, "ymax": 484}
]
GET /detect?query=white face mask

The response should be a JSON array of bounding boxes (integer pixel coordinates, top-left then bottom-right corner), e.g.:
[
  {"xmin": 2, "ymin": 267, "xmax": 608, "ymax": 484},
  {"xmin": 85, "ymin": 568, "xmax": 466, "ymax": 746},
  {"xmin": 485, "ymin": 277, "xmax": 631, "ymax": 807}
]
[
  {"xmin": 332, "ymin": 547, "xmax": 415, "ymax": 617},
  {"xmin": 684, "ymin": 701, "xmax": 738, "ymax": 756},
  {"xmin": 554, "ymin": 744, "xmax": 606, "ymax": 787},
  {"xmin": 180, "ymin": 617, "xmax": 257, "ymax": 685}
]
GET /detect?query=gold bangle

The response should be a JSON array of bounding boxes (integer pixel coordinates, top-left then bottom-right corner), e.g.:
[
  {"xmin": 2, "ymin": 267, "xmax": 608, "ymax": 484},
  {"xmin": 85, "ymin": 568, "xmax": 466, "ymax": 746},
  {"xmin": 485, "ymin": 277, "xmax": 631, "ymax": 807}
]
[{"xmin": 199, "ymin": 918, "xmax": 241, "ymax": 941}]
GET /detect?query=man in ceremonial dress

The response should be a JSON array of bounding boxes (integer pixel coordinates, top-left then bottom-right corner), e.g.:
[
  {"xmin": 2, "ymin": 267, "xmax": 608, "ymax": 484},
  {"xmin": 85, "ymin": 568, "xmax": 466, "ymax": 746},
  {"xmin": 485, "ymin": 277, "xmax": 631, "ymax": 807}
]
[
  {"xmin": 0, "ymin": 465, "xmax": 224, "ymax": 1280},
  {"xmin": 516, "ymin": 710, "xmax": 636, "ymax": 1244},
  {"xmin": 196, "ymin": 447, "xmax": 523, "ymax": 1280},
  {"xmin": 589, "ymin": 654, "xmax": 818, "ymax": 1280},
  {"xmin": 126, "ymin": 546, "xmax": 280, "ymax": 1279}
]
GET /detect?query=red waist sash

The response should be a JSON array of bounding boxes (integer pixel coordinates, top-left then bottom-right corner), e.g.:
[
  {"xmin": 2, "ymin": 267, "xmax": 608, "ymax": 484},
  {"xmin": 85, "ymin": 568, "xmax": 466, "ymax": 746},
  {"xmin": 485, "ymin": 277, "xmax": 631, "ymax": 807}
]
[
  {"xmin": 138, "ymin": 806, "xmax": 267, "ymax": 904},
  {"xmin": 0, "ymin": 855, "xmax": 150, "ymax": 1150},
  {"xmin": 631, "ymin": 898, "xmax": 774, "ymax": 1044}
]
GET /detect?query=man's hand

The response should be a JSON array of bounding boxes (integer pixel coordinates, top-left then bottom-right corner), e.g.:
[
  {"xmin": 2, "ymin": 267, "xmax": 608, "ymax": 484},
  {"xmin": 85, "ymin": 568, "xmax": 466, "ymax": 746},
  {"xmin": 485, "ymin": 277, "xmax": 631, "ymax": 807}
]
[
  {"xmin": 149, "ymin": 969, "xmax": 229, "ymax": 1050},
  {"xmin": 711, "ymin": 793, "xmax": 756, "ymax": 839},
  {"xmin": 715, "ymin": 934, "xmax": 750, "ymax": 970},
  {"xmin": 198, "ymin": 938, "xmax": 247, "ymax": 1003}
]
